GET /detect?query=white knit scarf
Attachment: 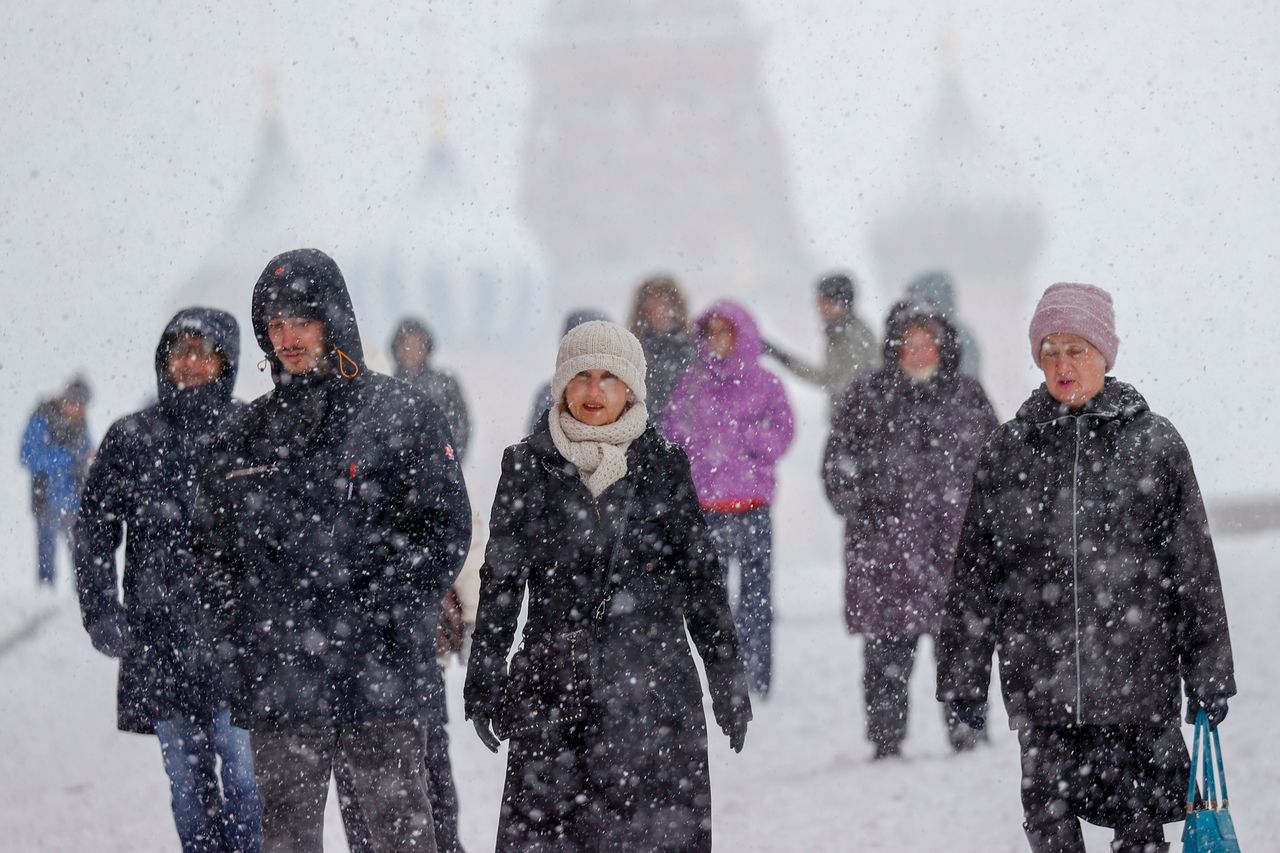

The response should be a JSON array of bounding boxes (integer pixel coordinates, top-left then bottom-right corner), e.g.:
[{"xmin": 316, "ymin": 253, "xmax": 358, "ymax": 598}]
[{"xmin": 548, "ymin": 402, "xmax": 650, "ymax": 498}]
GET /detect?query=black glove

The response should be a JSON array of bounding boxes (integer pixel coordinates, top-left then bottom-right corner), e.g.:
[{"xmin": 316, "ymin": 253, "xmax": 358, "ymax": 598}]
[
  {"xmin": 947, "ymin": 699, "xmax": 986, "ymax": 732},
  {"xmin": 87, "ymin": 616, "xmax": 131, "ymax": 658},
  {"xmin": 1186, "ymin": 695, "xmax": 1229, "ymax": 730},
  {"xmin": 723, "ymin": 718, "xmax": 748, "ymax": 753},
  {"xmin": 471, "ymin": 716, "xmax": 501, "ymax": 754}
]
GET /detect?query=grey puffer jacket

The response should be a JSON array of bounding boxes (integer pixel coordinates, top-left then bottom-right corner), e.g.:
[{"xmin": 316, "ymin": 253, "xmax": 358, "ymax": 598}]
[{"xmin": 936, "ymin": 378, "xmax": 1235, "ymax": 728}]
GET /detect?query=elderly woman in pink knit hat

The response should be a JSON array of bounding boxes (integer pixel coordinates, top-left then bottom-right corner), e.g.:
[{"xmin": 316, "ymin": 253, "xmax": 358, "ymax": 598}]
[
  {"xmin": 936, "ymin": 283, "xmax": 1236, "ymax": 853},
  {"xmin": 464, "ymin": 321, "xmax": 751, "ymax": 851}
]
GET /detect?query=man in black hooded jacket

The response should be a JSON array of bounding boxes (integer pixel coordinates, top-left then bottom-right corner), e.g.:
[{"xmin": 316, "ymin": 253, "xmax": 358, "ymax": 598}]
[
  {"xmin": 190, "ymin": 249, "xmax": 471, "ymax": 853},
  {"xmin": 76, "ymin": 307, "xmax": 262, "ymax": 852}
]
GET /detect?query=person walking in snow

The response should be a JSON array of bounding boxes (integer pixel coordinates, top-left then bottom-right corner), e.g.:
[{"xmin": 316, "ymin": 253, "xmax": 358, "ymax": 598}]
[
  {"xmin": 465, "ymin": 321, "xmax": 751, "ymax": 851},
  {"xmin": 190, "ymin": 249, "xmax": 472, "ymax": 853},
  {"xmin": 75, "ymin": 308, "xmax": 262, "ymax": 853},
  {"xmin": 627, "ymin": 274, "xmax": 696, "ymax": 421},
  {"xmin": 936, "ymin": 283, "xmax": 1236, "ymax": 853},
  {"xmin": 526, "ymin": 308, "xmax": 611, "ymax": 434},
  {"xmin": 823, "ymin": 299, "xmax": 998, "ymax": 760},
  {"xmin": 390, "ymin": 318, "xmax": 472, "ymax": 463},
  {"xmin": 765, "ymin": 271, "xmax": 880, "ymax": 413},
  {"xmin": 20, "ymin": 375, "xmax": 92, "ymax": 588},
  {"xmin": 905, "ymin": 270, "xmax": 981, "ymax": 380},
  {"xmin": 663, "ymin": 300, "xmax": 795, "ymax": 697}
]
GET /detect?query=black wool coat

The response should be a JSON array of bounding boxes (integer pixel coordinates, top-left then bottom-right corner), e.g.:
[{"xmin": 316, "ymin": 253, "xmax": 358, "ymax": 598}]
[
  {"xmin": 936, "ymin": 378, "xmax": 1235, "ymax": 728},
  {"xmin": 75, "ymin": 308, "xmax": 242, "ymax": 733},
  {"xmin": 464, "ymin": 419, "xmax": 751, "ymax": 851},
  {"xmin": 190, "ymin": 249, "xmax": 472, "ymax": 732}
]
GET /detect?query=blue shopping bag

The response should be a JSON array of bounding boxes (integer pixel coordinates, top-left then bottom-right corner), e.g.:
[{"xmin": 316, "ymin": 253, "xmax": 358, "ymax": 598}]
[{"xmin": 1182, "ymin": 709, "xmax": 1241, "ymax": 852}]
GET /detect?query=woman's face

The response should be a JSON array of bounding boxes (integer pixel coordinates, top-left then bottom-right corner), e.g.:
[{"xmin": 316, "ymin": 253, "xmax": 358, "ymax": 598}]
[
  {"xmin": 564, "ymin": 369, "xmax": 633, "ymax": 426},
  {"xmin": 643, "ymin": 294, "xmax": 678, "ymax": 334},
  {"xmin": 703, "ymin": 315, "xmax": 737, "ymax": 359},
  {"xmin": 899, "ymin": 324, "xmax": 941, "ymax": 379},
  {"xmin": 1040, "ymin": 332, "xmax": 1107, "ymax": 407}
]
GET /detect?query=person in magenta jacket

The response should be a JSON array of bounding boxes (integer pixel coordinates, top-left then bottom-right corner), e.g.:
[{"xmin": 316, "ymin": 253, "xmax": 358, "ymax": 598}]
[{"xmin": 663, "ymin": 299, "xmax": 795, "ymax": 696}]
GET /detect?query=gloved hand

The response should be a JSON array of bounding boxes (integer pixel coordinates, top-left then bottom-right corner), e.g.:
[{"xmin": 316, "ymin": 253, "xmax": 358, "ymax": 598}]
[
  {"xmin": 471, "ymin": 716, "xmax": 501, "ymax": 754},
  {"xmin": 87, "ymin": 616, "xmax": 131, "ymax": 658},
  {"xmin": 947, "ymin": 699, "xmax": 986, "ymax": 732},
  {"xmin": 723, "ymin": 718, "xmax": 748, "ymax": 753},
  {"xmin": 1186, "ymin": 695, "xmax": 1229, "ymax": 730}
]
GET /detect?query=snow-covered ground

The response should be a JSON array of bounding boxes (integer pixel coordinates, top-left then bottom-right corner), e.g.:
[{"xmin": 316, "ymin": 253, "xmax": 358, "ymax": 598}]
[{"xmin": 2, "ymin": 532, "xmax": 1276, "ymax": 852}]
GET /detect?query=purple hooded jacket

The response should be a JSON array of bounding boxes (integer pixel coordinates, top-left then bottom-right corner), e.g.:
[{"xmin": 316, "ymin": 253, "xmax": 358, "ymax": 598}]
[{"xmin": 662, "ymin": 300, "xmax": 795, "ymax": 509}]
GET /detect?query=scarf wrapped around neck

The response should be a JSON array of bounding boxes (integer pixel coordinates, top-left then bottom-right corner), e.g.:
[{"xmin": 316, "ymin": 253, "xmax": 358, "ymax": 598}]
[{"xmin": 548, "ymin": 402, "xmax": 649, "ymax": 498}]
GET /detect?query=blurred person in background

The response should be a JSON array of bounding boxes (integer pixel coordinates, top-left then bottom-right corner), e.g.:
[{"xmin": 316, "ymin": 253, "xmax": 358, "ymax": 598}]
[
  {"xmin": 390, "ymin": 318, "xmax": 471, "ymax": 463},
  {"xmin": 466, "ymin": 321, "xmax": 750, "ymax": 850},
  {"xmin": 75, "ymin": 308, "xmax": 261, "ymax": 853},
  {"xmin": 628, "ymin": 274, "xmax": 696, "ymax": 421},
  {"xmin": 663, "ymin": 300, "xmax": 795, "ymax": 697},
  {"xmin": 526, "ymin": 308, "xmax": 611, "ymax": 434},
  {"xmin": 822, "ymin": 299, "xmax": 997, "ymax": 760},
  {"xmin": 937, "ymin": 283, "xmax": 1235, "ymax": 853},
  {"xmin": 20, "ymin": 374, "xmax": 92, "ymax": 589},
  {"xmin": 905, "ymin": 270, "xmax": 981, "ymax": 379},
  {"xmin": 765, "ymin": 271, "xmax": 880, "ymax": 414}
]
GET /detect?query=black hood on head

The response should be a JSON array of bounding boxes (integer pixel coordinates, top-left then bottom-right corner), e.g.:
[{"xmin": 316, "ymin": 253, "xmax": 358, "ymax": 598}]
[
  {"xmin": 155, "ymin": 307, "xmax": 240, "ymax": 414},
  {"xmin": 251, "ymin": 248, "xmax": 365, "ymax": 383},
  {"xmin": 882, "ymin": 298, "xmax": 962, "ymax": 381}
]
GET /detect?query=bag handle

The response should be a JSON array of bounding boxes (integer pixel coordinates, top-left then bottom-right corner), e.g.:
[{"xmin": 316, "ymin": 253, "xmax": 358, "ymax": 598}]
[
  {"xmin": 1211, "ymin": 720, "xmax": 1231, "ymax": 808},
  {"xmin": 1185, "ymin": 710, "xmax": 1203, "ymax": 812},
  {"xmin": 1199, "ymin": 711, "xmax": 1218, "ymax": 809}
]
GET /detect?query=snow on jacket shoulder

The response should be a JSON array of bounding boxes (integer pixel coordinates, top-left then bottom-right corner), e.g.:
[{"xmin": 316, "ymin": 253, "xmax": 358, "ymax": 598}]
[{"xmin": 936, "ymin": 378, "xmax": 1235, "ymax": 728}]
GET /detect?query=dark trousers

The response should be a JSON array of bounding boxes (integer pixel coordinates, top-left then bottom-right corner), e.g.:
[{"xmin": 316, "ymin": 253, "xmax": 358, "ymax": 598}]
[
  {"xmin": 249, "ymin": 720, "xmax": 436, "ymax": 853},
  {"xmin": 1019, "ymin": 725, "xmax": 1185, "ymax": 853},
  {"xmin": 337, "ymin": 697, "xmax": 463, "ymax": 853},
  {"xmin": 862, "ymin": 635, "xmax": 981, "ymax": 753},
  {"xmin": 706, "ymin": 508, "xmax": 773, "ymax": 695},
  {"xmin": 35, "ymin": 510, "xmax": 73, "ymax": 587}
]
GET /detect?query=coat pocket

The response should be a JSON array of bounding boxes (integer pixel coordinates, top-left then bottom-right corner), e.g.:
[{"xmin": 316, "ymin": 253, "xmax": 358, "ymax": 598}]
[{"xmin": 493, "ymin": 628, "xmax": 593, "ymax": 740}]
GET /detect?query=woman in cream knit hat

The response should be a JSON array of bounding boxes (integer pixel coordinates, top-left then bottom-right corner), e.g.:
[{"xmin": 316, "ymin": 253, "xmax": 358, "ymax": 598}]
[{"xmin": 465, "ymin": 321, "xmax": 752, "ymax": 851}]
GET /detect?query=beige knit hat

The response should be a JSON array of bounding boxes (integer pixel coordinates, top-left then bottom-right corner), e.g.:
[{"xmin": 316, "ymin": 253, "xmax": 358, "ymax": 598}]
[{"xmin": 551, "ymin": 320, "xmax": 648, "ymax": 405}]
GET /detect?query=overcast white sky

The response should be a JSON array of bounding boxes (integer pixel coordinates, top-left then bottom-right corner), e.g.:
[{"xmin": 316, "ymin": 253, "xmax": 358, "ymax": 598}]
[{"xmin": 2, "ymin": 1, "xmax": 1278, "ymax": 564}]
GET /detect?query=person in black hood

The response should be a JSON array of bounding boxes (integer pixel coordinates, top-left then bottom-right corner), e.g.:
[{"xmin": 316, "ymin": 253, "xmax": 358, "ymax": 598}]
[
  {"xmin": 936, "ymin": 283, "xmax": 1235, "ymax": 853},
  {"xmin": 75, "ymin": 307, "xmax": 262, "ymax": 853},
  {"xmin": 190, "ymin": 249, "xmax": 472, "ymax": 853}
]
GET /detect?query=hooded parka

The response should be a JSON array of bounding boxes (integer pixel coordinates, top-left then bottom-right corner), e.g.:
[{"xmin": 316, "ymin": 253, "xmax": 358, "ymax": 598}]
[
  {"xmin": 823, "ymin": 304, "xmax": 998, "ymax": 638},
  {"xmin": 936, "ymin": 378, "xmax": 1236, "ymax": 728},
  {"xmin": 464, "ymin": 418, "xmax": 751, "ymax": 851},
  {"xmin": 190, "ymin": 249, "xmax": 472, "ymax": 732},
  {"xmin": 75, "ymin": 308, "xmax": 242, "ymax": 733}
]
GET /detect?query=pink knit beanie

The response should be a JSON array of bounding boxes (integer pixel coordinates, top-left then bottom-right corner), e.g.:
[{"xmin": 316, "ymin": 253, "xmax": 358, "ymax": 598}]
[{"xmin": 1029, "ymin": 283, "xmax": 1119, "ymax": 370}]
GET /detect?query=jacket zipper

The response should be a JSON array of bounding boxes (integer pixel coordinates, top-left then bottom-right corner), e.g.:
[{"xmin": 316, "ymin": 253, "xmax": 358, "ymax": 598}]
[{"xmin": 1070, "ymin": 414, "xmax": 1080, "ymax": 722}]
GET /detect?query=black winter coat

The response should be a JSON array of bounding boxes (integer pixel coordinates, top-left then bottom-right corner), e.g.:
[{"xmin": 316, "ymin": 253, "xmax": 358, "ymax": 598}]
[
  {"xmin": 464, "ymin": 419, "xmax": 750, "ymax": 850},
  {"xmin": 936, "ymin": 378, "xmax": 1236, "ymax": 728},
  {"xmin": 823, "ymin": 306, "xmax": 998, "ymax": 638},
  {"xmin": 75, "ymin": 308, "xmax": 242, "ymax": 733},
  {"xmin": 190, "ymin": 249, "xmax": 472, "ymax": 732}
]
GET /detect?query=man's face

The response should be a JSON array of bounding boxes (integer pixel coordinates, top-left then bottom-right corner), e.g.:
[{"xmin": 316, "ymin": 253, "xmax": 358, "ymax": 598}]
[
  {"xmin": 394, "ymin": 332, "xmax": 429, "ymax": 374},
  {"xmin": 167, "ymin": 333, "xmax": 225, "ymax": 389},
  {"xmin": 267, "ymin": 316, "xmax": 328, "ymax": 375},
  {"xmin": 818, "ymin": 295, "xmax": 848, "ymax": 326},
  {"xmin": 59, "ymin": 400, "xmax": 85, "ymax": 421}
]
